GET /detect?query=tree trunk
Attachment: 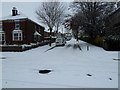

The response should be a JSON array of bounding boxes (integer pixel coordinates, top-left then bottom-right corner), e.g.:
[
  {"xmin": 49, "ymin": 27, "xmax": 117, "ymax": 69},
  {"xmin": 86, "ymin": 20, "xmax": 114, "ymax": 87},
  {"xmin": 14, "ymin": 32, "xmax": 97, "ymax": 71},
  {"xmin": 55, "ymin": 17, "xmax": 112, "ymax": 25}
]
[
  {"xmin": 76, "ymin": 29, "xmax": 79, "ymax": 41},
  {"xmin": 49, "ymin": 27, "xmax": 52, "ymax": 47}
]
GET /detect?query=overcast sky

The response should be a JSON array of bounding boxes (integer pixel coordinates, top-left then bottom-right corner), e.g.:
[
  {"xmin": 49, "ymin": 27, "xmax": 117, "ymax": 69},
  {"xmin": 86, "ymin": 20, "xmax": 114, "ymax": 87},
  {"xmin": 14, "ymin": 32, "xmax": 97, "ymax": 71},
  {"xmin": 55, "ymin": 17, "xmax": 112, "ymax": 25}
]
[
  {"xmin": 1, "ymin": 0, "xmax": 119, "ymax": 19},
  {"xmin": 1, "ymin": 2, "xmax": 42, "ymax": 19},
  {"xmin": 0, "ymin": 0, "xmax": 119, "ymax": 28},
  {"xmin": 0, "ymin": 2, "xmax": 71, "ymax": 27}
]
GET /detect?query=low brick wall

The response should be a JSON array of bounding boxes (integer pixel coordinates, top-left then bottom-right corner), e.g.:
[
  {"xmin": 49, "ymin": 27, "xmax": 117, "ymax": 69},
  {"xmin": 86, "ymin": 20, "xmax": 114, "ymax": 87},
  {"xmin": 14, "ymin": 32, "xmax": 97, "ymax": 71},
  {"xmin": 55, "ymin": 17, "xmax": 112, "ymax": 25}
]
[
  {"xmin": 0, "ymin": 41, "xmax": 53, "ymax": 52},
  {"xmin": 1, "ymin": 46, "xmax": 23, "ymax": 52}
]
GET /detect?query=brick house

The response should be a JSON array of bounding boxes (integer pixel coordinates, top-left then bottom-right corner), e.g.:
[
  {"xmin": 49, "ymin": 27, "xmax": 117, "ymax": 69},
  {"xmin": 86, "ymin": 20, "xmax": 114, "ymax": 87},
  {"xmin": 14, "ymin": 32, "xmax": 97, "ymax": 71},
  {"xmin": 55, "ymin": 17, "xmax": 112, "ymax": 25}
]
[{"xmin": 0, "ymin": 7, "xmax": 45, "ymax": 45}]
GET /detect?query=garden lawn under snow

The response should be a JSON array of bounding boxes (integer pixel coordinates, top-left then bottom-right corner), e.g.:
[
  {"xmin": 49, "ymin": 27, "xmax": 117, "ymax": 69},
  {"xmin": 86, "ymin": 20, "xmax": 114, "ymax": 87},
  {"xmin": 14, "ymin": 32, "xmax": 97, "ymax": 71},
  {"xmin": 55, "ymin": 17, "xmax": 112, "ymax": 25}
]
[{"xmin": 1, "ymin": 39, "xmax": 118, "ymax": 88}]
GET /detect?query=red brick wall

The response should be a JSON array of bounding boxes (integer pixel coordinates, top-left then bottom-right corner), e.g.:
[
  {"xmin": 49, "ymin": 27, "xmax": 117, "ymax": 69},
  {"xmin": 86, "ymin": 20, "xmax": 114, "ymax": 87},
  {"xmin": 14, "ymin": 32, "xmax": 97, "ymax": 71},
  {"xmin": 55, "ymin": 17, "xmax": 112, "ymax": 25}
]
[
  {"xmin": 2, "ymin": 19, "xmax": 44, "ymax": 45},
  {"xmin": 3, "ymin": 20, "xmax": 27, "ymax": 44}
]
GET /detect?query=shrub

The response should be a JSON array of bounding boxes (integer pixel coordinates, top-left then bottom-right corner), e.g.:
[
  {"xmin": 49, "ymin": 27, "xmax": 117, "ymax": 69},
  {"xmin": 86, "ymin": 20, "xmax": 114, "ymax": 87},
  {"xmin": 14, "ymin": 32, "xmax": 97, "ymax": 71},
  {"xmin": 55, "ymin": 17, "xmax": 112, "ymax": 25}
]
[
  {"xmin": 104, "ymin": 35, "xmax": 120, "ymax": 51},
  {"xmin": 94, "ymin": 36, "xmax": 104, "ymax": 46}
]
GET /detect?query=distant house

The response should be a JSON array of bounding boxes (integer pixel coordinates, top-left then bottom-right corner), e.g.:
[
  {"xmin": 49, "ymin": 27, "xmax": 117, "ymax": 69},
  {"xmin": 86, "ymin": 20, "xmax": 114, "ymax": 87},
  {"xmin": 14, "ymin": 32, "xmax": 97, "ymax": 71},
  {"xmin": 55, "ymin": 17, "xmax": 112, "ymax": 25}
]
[
  {"xmin": 117, "ymin": 1, "xmax": 120, "ymax": 8},
  {"xmin": 0, "ymin": 7, "xmax": 45, "ymax": 45},
  {"xmin": 105, "ymin": 6, "xmax": 120, "ymax": 35}
]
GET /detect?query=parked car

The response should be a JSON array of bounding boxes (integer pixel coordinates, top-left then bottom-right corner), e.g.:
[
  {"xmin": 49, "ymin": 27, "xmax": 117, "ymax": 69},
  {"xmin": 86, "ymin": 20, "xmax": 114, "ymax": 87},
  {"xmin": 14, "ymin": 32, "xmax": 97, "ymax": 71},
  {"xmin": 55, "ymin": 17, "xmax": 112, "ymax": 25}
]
[{"xmin": 56, "ymin": 32, "xmax": 66, "ymax": 46}]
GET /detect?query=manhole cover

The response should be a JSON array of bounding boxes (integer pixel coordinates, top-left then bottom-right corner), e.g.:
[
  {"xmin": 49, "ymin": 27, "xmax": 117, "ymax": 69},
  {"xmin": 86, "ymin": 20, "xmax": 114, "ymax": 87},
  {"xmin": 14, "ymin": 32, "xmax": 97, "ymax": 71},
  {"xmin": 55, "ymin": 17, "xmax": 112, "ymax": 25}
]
[{"xmin": 39, "ymin": 70, "xmax": 52, "ymax": 74}]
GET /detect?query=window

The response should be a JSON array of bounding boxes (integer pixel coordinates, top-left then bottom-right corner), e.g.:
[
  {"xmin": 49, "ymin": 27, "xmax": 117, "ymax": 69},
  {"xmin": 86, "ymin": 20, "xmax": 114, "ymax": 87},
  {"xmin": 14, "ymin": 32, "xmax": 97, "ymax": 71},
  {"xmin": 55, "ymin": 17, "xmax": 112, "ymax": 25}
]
[
  {"xmin": 13, "ymin": 30, "xmax": 22, "ymax": 41},
  {"xmin": 0, "ymin": 22, "xmax": 2, "ymax": 31},
  {"xmin": 15, "ymin": 20, "xmax": 20, "ymax": 29},
  {"xmin": 0, "ymin": 22, "xmax": 5, "ymax": 41},
  {"xmin": 0, "ymin": 33, "xmax": 5, "ymax": 41}
]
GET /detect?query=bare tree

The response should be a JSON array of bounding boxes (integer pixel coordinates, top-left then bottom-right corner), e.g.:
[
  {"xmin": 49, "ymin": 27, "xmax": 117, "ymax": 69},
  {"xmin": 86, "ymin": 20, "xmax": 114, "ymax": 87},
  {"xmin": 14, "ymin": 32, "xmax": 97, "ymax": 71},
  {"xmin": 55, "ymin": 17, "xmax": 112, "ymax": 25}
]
[
  {"xmin": 36, "ymin": 2, "xmax": 66, "ymax": 46},
  {"xmin": 70, "ymin": 2, "xmax": 116, "ymax": 38}
]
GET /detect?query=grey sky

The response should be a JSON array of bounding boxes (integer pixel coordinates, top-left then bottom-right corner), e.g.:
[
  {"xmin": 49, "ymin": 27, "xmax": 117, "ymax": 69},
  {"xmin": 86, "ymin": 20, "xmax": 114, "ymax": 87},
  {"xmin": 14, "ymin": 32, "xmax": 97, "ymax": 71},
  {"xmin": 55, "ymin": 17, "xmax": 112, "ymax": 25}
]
[
  {"xmin": 1, "ymin": 2, "xmax": 71, "ymax": 26},
  {"xmin": 1, "ymin": 2, "xmax": 45, "ymax": 20}
]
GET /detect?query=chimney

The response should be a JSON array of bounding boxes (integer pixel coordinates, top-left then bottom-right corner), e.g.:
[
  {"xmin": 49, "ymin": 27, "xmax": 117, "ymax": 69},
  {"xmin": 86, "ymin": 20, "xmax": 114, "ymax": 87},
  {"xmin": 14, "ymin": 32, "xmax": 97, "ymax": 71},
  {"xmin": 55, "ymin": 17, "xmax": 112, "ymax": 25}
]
[
  {"xmin": 117, "ymin": 1, "xmax": 120, "ymax": 8},
  {"xmin": 12, "ymin": 7, "xmax": 18, "ymax": 16}
]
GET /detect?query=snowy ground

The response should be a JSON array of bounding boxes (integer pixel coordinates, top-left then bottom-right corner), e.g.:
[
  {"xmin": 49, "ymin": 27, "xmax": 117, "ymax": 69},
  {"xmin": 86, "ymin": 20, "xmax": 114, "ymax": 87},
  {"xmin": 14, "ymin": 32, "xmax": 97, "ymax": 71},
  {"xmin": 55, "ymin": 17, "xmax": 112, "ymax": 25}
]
[{"xmin": 0, "ymin": 39, "xmax": 118, "ymax": 88}]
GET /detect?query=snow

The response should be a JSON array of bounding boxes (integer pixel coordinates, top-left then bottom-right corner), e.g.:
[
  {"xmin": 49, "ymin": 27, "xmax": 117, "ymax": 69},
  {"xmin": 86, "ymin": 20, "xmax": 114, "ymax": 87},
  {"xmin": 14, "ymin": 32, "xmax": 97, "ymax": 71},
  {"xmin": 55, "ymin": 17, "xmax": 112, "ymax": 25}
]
[
  {"xmin": 13, "ymin": 29, "xmax": 22, "ymax": 32},
  {"xmin": 0, "ymin": 54, "xmax": 2, "ymax": 90},
  {"xmin": 34, "ymin": 31, "xmax": 41, "ymax": 36},
  {"xmin": 1, "ymin": 38, "xmax": 118, "ymax": 88},
  {"xmin": 1, "ymin": 10, "xmax": 45, "ymax": 28},
  {"xmin": 0, "ymin": 31, "xmax": 5, "ymax": 33},
  {"xmin": 0, "ymin": 43, "xmax": 39, "ymax": 47},
  {"xmin": 2, "ymin": 13, "xmax": 28, "ymax": 20}
]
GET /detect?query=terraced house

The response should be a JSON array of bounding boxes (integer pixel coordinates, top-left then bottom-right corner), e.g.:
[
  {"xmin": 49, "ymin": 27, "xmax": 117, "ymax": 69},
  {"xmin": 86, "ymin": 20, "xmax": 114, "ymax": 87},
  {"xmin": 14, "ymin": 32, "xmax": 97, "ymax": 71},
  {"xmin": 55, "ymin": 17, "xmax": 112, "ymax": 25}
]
[{"xmin": 0, "ymin": 7, "xmax": 45, "ymax": 45}]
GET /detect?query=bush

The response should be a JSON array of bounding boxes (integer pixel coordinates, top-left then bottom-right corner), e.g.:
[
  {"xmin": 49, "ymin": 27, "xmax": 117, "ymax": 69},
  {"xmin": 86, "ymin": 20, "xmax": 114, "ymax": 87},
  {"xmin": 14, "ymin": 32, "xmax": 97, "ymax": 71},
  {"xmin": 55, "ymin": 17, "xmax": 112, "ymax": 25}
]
[
  {"xmin": 79, "ymin": 34, "xmax": 120, "ymax": 51},
  {"xmin": 80, "ymin": 35, "xmax": 93, "ymax": 42},
  {"xmin": 104, "ymin": 35, "xmax": 120, "ymax": 51},
  {"xmin": 94, "ymin": 36, "xmax": 104, "ymax": 46}
]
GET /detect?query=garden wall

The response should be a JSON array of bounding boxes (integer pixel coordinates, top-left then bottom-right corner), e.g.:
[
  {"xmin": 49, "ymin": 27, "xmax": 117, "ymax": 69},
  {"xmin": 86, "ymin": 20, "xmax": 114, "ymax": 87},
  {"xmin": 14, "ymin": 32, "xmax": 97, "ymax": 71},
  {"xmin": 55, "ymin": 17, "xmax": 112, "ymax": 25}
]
[{"xmin": 0, "ymin": 41, "xmax": 54, "ymax": 52}]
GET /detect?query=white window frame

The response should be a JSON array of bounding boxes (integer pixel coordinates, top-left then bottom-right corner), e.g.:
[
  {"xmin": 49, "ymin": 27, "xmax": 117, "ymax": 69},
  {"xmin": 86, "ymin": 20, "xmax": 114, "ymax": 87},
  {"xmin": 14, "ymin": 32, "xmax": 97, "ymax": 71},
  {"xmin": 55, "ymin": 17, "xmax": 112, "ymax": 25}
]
[
  {"xmin": 0, "ymin": 32, "xmax": 5, "ymax": 41},
  {"xmin": 15, "ymin": 20, "xmax": 20, "ymax": 30},
  {"xmin": 13, "ymin": 30, "xmax": 23, "ymax": 41},
  {"xmin": 0, "ymin": 22, "xmax": 2, "ymax": 31}
]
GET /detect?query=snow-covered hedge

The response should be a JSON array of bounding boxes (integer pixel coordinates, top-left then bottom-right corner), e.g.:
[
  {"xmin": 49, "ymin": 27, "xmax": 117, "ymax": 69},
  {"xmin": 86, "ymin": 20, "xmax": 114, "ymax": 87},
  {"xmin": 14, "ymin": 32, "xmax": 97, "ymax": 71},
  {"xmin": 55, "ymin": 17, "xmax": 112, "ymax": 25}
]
[
  {"xmin": 104, "ymin": 35, "xmax": 120, "ymax": 51},
  {"xmin": 79, "ymin": 35, "xmax": 120, "ymax": 51}
]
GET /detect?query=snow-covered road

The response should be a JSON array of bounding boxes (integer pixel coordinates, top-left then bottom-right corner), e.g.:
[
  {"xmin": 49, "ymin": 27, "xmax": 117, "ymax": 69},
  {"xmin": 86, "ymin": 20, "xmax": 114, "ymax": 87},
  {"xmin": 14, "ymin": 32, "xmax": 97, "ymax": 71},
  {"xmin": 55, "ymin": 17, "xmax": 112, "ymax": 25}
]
[{"xmin": 1, "ymin": 39, "xmax": 118, "ymax": 88}]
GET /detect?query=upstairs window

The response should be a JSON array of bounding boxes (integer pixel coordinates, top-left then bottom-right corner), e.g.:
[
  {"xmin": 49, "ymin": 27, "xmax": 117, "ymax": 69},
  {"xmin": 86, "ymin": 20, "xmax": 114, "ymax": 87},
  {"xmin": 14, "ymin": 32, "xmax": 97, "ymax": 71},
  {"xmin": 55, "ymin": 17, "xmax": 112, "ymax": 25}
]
[
  {"xmin": 15, "ymin": 20, "xmax": 20, "ymax": 29},
  {"xmin": 0, "ymin": 22, "xmax": 2, "ymax": 31},
  {"xmin": 13, "ymin": 30, "xmax": 22, "ymax": 41}
]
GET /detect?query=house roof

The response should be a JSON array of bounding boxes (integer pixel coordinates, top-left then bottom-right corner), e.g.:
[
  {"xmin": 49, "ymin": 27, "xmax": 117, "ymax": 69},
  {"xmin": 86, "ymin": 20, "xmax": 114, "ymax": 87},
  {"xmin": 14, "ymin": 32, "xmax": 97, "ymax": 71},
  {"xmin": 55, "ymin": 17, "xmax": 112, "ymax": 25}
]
[
  {"xmin": 2, "ymin": 13, "xmax": 28, "ymax": 21},
  {"xmin": 1, "ymin": 10, "xmax": 45, "ymax": 28}
]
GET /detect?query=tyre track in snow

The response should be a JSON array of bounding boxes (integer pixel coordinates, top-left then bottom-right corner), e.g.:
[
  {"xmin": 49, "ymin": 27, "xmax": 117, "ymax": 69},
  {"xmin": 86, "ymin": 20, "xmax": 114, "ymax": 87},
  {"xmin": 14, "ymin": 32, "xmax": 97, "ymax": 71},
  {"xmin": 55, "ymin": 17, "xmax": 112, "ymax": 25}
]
[
  {"xmin": 44, "ymin": 46, "xmax": 56, "ymax": 52},
  {"xmin": 3, "ymin": 79, "xmax": 83, "ymax": 88}
]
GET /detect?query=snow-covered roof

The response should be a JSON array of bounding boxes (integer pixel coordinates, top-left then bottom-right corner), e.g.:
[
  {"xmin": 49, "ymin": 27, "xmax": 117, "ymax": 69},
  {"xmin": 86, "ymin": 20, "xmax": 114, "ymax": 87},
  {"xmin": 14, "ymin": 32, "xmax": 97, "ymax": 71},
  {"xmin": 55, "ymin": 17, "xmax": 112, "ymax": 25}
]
[
  {"xmin": 2, "ymin": 13, "xmax": 28, "ymax": 20},
  {"xmin": 34, "ymin": 30, "xmax": 41, "ymax": 36},
  {"xmin": 1, "ymin": 13, "xmax": 47, "ymax": 30}
]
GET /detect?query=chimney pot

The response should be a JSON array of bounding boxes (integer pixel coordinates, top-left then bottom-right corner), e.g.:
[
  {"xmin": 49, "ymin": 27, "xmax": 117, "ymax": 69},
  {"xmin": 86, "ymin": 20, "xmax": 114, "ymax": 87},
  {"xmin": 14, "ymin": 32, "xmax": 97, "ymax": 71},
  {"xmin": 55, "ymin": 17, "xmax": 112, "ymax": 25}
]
[{"xmin": 12, "ymin": 7, "xmax": 18, "ymax": 16}]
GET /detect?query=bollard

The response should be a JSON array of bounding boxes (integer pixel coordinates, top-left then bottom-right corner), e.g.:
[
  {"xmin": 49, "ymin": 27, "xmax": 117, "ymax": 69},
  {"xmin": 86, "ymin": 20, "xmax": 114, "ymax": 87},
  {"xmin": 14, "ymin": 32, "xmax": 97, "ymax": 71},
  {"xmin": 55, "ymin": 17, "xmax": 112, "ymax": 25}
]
[{"xmin": 87, "ymin": 45, "xmax": 89, "ymax": 51}]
